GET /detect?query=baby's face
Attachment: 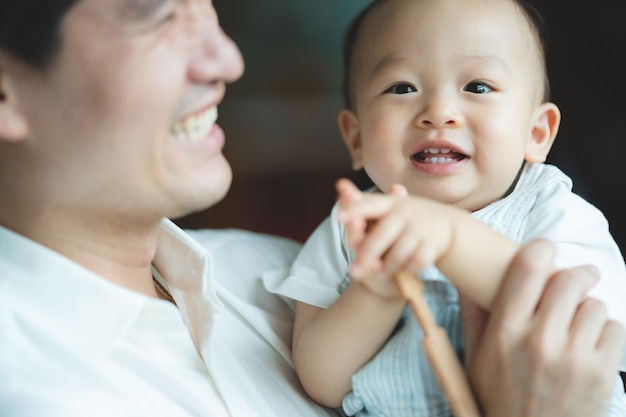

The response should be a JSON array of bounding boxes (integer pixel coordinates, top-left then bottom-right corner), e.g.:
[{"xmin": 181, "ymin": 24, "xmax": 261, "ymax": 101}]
[{"xmin": 343, "ymin": 0, "xmax": 554, "ymax": 211}]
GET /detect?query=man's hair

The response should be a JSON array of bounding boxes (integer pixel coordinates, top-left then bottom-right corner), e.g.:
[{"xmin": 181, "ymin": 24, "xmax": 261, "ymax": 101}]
[
  {"xmin": 0, "ymin": 0, "xmax": 79, "ymax": 68},
  {"xmin": 341, "ymin": 0, "xmax": 551, "ymax": 109}
]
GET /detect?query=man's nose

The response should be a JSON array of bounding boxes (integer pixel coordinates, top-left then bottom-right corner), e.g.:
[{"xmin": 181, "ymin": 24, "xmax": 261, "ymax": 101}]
[{"xmin": 187, "ymin": 7, "xmax": 244, "ymax": 85}]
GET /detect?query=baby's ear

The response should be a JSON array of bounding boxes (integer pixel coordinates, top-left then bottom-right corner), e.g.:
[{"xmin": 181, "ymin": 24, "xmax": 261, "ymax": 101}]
[
  {"xmin": 524, "ymin": 102, "xmax": 560, "ymax": 163},
  {"xmin": 338, "ymin": 109, "xmax": 364, "ymax": 170}
]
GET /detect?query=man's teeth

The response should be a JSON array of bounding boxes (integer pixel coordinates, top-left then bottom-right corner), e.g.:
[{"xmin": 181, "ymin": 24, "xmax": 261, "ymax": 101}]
[{"xmin": 171, "ymin": 106, "xmax": 218, "ymax": 140}]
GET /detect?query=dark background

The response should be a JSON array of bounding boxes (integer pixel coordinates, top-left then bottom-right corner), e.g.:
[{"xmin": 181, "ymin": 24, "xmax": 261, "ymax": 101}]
[{"xmin": 177, "ymin": 1, "xmax": 626, "ymax": 260}]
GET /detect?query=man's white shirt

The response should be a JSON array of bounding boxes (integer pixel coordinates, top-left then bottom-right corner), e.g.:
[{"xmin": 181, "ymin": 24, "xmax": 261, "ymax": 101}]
[{"xmin": 0, "ymin": 219, "xmax": 338, "ymax": 417}]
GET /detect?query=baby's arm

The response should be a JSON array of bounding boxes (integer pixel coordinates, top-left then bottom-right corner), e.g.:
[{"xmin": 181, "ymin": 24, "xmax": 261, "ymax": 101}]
[
  {"xmin": 292, "ymin": 182, "xmax": 410, "ymax": 408},
  {"xmin": 292, "ymin": 284, "xmax": 406, "ymax": 407},
  {"xmin": 337, "ymin": 178, "xmax": 528, "ymax": 309},
  {"xmin": 292, "ymin": 178, "xmax": 524, "ymax": 408}
]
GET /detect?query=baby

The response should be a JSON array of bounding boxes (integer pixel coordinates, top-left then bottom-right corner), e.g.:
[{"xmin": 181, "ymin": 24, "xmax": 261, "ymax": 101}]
[{"xmin": 266, "ymin": 0, "xmax": 626, "ymax": 415}]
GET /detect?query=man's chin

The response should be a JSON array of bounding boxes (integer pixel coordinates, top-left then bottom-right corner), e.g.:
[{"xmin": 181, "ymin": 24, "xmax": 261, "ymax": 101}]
[{"xmin": 170, "ymin": 177, "xmax": 233, "ymax": 220}]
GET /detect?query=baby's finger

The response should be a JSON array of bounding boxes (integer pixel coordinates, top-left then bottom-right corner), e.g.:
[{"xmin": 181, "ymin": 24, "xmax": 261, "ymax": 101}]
[
  {"xmin": 340, "ymin": 193, "xmax": 398, "ymax": 222},
  {"xmin": 336, "ymin": 178, "xmax": 363, "ymax": 223},
  {"xmin": 407, "ymin": 244, "xmax": 438, "ymax": 275},
  {"xmin": 336, "ymin": 178, "xmax": 362, "ymax": 205},
  {"xmin": 381, "ymin": 229, "xmax": 423, "ymax": 274},
  {"xmin": 388, "ymin": 183, "xmax": 408, "ymax": 197},
  {"xmin": 351, "ymin": 215, "xmax": 405, "ymax": 275},
  {"xmin": 343, "ymin": 215, "xmax": 367, "ymax": 249},
  {"xmin": 350, "ymin": 257, "xmax": 385, "ymax": 280}
]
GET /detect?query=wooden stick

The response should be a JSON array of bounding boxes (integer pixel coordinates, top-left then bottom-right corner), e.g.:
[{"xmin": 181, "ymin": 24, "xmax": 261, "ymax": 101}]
[{"xmin": 395, "ymin": 270, "xmax": 482, "ymax": 417}]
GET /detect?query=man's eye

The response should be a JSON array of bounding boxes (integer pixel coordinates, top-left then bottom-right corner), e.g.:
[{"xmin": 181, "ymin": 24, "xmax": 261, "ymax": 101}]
[
  {"xmin": 464, "ymin": 81, "xmax": 492, "ymax": 94},
  {"xmin": 384, "ymin": 83, "xmax": 417, "ymax": 94},
  {"xmin": 158, "ymin": 11, "xmax": 176, "ymax": 26}
]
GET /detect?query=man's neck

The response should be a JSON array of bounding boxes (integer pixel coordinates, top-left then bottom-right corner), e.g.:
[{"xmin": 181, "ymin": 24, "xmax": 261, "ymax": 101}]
[{"xmin": 7, "ymin": 207, "xmax": 163, "ymax": 297}]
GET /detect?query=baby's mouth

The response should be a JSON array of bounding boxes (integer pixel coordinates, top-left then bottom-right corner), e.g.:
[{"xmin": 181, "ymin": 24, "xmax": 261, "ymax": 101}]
[
  {"xmin": 411, "ymin": 148, "xmax": 467, "ymax": 164},
  {"xmin": 171, "ymin": 106, "xmax": 218, "ymax": 141}
]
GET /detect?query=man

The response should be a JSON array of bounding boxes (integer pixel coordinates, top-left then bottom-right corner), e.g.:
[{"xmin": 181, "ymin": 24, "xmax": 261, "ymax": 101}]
[{"xmin": 0, "ymin": 1, "xmax": 623, "ymax": 416}]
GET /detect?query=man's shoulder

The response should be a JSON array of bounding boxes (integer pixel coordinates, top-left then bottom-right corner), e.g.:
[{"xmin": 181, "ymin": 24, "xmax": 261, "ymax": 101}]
[{"xmin": 185, "ymin": 228, "xmax": 303, "ymax": 272}]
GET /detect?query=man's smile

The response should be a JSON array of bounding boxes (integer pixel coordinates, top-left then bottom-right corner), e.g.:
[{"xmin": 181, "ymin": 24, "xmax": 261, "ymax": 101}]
[{"xmin": 171, "ymin": 106, "xmax": 218, "ymax": 141}]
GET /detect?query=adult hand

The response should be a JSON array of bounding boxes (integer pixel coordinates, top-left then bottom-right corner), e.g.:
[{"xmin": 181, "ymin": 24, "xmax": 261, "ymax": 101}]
[{"xmin": 461, "ymin": 239, "xmax": 626, "ymax": 417}]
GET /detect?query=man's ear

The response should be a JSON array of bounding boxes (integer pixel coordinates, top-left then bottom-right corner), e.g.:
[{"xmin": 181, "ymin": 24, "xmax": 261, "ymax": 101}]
[
  {"xmin": 338, "ymin": 108, "xmax": 363, "ymax": 170},
  {"xmin": 0, "ymin": 66, "xmax": 29, "ymax": 143},
  {"xmin": 524, "ymin": 102, "xmax": 560, "ymax": 163}
]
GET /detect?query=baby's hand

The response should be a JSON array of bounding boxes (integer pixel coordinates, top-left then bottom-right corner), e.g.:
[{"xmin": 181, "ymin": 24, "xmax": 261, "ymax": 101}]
[{"xmin": 337, "ymin": 178, "xmax": 458, "ymax": 285}]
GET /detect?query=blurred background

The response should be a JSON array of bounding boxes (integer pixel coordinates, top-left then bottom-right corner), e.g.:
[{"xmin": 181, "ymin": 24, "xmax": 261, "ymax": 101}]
[{"xmin": 176, "ymin": 0, "xmax": 626, "ymax": 261}]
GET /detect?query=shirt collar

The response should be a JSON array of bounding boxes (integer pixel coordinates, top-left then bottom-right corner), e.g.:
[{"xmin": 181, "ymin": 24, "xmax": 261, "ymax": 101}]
[
  {"xmin": 154, "ymin": 218, "xmax": 219, "ymax": 307},
  {"xmin": 0, "ymin": 219, "xmax": 218, "ymax": 357}
]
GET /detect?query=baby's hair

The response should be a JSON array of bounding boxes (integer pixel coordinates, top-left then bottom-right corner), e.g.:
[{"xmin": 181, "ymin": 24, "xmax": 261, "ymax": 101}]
[
  {"xmin": 515, "ymin": 0, "xmax": 551, "ymax": 102},
  {"xmin": 341, "ymin": 0, "xmax": 390, "ymax": 110},
  {"xmin": 341, "ymin": 0, "xmax": 551, "ymax": 109}
]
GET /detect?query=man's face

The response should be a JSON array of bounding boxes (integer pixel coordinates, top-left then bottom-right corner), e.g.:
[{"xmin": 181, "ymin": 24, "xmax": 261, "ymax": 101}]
[{"xmin": 9, "ymin": 0, "xmax": 244, "ymax": 221}]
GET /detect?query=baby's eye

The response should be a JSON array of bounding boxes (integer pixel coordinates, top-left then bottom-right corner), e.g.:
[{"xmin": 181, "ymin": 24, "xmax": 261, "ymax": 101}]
[
  {"xmin": 464, "ymin": 81, "xmax": 492, "ymax": 94},
  {"xmin": 384, "ymin": 83, "xmax": 417, "ymax": 95}
]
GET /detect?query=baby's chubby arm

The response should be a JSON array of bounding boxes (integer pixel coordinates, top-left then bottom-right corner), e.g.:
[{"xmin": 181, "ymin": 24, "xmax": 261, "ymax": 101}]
[
  {"xmin": 336, "ymin": 178, "xmax": 526, "ymax": 309},
  {"xmin": 293, "ymin": 283, "xmax": 406, "ymax": 407},
  {"xmin": 292, "ymin": 179, "xmax": 523, "ymax": 408},
  {"xmin": 293, "ymin": 180, "xmax": 519, "ymax": 407},
  {"xmin": 291, "ymin": 181, "xmax": 409, "ymax": 408}
]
